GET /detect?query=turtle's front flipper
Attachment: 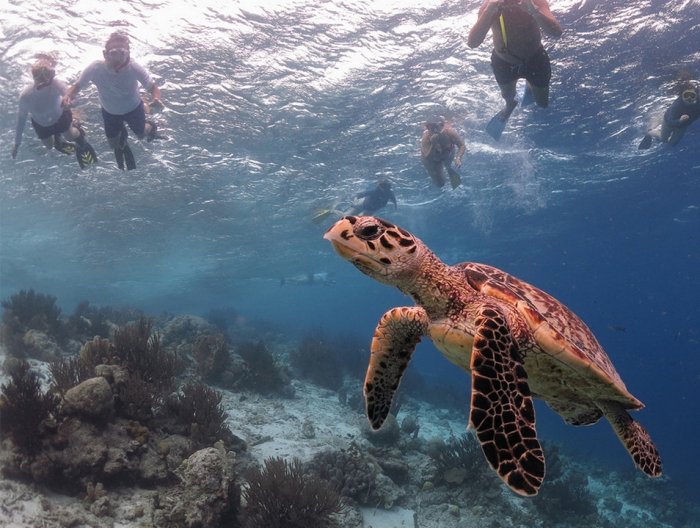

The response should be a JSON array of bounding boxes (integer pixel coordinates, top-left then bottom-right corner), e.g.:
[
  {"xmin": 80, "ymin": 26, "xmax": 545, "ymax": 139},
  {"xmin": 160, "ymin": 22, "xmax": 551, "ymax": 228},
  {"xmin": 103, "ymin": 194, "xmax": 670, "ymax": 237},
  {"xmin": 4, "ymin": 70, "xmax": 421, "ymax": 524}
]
[
  {"xmin": 600, "ymin": 402, "xmax": 662, "ymax": 477},
  {"xmin": 469, "ymin": 307, "xmax": 544, "ymax": 496},
  {"xmin": 365, "ymin": 306, "xmax": 429, "ymax": 430}
]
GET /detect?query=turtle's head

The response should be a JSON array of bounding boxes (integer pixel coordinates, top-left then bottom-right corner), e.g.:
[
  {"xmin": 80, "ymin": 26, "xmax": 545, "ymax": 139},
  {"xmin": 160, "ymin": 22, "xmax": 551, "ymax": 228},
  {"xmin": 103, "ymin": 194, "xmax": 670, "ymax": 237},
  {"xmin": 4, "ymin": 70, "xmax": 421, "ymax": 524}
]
[{"xmin": 324, "ymin": 216, "xmax": 426, "ymax": 287}]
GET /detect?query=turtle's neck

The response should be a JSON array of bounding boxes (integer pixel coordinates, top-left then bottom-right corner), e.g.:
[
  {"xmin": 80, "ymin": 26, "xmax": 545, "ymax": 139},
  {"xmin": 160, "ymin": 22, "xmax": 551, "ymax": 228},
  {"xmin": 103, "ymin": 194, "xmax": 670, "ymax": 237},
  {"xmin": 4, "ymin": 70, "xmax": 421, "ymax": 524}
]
[{"xmin": 397, "ymin": 248, "xmax": 468, "ymax": 318}]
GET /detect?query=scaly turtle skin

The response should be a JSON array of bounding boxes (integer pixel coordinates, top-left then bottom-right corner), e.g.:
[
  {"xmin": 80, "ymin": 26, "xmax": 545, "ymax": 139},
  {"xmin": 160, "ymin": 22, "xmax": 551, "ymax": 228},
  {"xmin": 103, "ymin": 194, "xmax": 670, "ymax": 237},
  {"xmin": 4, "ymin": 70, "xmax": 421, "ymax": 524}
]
[{"xmin": 324, "ymin": 215, "xmax": 661, "ymax": 496}]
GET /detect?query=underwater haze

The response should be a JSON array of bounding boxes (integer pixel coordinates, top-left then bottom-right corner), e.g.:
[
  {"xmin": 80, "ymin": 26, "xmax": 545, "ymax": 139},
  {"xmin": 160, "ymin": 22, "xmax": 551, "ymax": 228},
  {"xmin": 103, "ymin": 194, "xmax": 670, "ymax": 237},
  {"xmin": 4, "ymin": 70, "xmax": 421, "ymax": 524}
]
[{"xmin": 1, "ymin": 0, "xmax": 699, "ymax": 512}]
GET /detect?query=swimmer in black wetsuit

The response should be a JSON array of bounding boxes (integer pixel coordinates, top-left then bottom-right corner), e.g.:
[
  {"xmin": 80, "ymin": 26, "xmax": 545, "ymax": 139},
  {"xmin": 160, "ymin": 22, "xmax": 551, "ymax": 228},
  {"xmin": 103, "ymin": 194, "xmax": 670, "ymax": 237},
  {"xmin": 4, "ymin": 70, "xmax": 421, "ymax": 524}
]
[
  {"xmin": 468, "ymin": 0, "xmax": 562, "ymax": 139},
  {"xmin": 346, "ymin": 180, "xmax": 397, "ymax": 216},
  {"xmin": 312, "ymin": 180, "xmax": 397, "ymax": 223},
  {"xmin": 639, "ymin": 82, "xmax": 700, "ymax": 149}
]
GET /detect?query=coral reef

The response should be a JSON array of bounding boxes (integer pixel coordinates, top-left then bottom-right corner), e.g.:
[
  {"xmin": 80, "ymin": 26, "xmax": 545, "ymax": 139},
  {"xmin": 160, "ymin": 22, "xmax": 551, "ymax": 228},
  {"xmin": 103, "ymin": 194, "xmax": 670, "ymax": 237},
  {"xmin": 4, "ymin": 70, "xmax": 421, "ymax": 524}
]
[
  {"xmin": 192, "ymin": 332, "xmax": 231, "ymax": 383},
  {"xmin": 232, "ymin": 340, "xmax": 291, "ymax": 396},
  {"xmin": 308, "ymin": 443, "xmax": 404, "ymax": 509},
  {"xmin": 425, "ymin": 432, "xmax": 501, "ymax": 492},
  {"xmin": 290, "ymin": 332, "xmax": 343, "ymax": 390},
  {"xmin": 174, "ymin": 382, "xmax": 229, "ymax": 447},
  {"xmin": 154, "ymin": 442, "xmax": 239, "ymax": 527},
  {"xmin": 241, "ymin": 456, "xmax": 343, "ymax": 528},
  {"xmin": 1, "ymin": 289, "xmax": 66, "ymax": 359},
  {"xmin": 0, "ymin": 360, "xmax": 58, "ymax": 454}
]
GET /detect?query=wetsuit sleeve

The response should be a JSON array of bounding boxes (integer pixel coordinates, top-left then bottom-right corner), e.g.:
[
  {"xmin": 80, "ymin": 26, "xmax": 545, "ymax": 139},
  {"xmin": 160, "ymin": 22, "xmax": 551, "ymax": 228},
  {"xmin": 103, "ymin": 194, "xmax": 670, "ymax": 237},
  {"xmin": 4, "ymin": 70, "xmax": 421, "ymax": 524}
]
[
  {"xmin": 389, "ymin": 191, "xmax": 397, "ymax": 208},
  {"xmin": 663, "ymin": 98, "xmax": 690, "ymax": 128},
  {"xmin": 75, "ymin": 61, "xmax": 104, "ymax": 91},
  {"xmin": 14, "ymin": 93, "xmax": 30, "ymax": 148},
  {"xmin": 132, "ymin": 62, "xmax": 155, "ymax": 90},
  {"xmin": 355, "ymin": 190, "xmax": 372, "ymax": 199}
]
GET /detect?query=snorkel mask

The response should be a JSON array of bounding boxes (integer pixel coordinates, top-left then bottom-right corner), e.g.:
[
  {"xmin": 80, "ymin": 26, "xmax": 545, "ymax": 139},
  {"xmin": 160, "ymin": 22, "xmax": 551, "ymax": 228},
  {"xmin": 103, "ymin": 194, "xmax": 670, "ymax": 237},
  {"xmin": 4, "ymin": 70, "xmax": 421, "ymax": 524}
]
[
  {"xmin": 32, "ymin": 61, "xmax": 55, "ymax": 89},
  {"xmin": 681, "ymin": 88, "xmax": 698, "ymax": 104},
  {"xmin": 103, "ymin": 32, "xmax": 131, "ymax": 68},
  {"xmin": 426, "ymin": 117, "xmax": 445, "ymax": 134}
]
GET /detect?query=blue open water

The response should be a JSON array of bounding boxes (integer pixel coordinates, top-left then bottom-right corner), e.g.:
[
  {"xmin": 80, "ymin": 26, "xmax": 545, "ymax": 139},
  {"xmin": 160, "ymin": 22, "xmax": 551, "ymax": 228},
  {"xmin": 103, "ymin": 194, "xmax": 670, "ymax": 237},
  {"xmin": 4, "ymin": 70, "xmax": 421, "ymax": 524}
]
[{"xmin": 1, "ymin": 0, "xmax": 698, "ymax": 510}]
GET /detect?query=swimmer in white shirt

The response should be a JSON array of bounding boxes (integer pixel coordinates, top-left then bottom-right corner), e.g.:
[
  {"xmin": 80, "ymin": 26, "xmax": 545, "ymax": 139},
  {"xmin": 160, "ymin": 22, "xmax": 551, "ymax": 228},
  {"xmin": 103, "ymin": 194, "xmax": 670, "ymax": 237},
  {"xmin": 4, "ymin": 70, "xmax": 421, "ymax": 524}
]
[
  {"xmin": 12, "ymin": 56, "xmax": 97, "ymax": 168},
  {"xmin": 63, "ymin": 32, "xmax": 163, "ymax": 170}
]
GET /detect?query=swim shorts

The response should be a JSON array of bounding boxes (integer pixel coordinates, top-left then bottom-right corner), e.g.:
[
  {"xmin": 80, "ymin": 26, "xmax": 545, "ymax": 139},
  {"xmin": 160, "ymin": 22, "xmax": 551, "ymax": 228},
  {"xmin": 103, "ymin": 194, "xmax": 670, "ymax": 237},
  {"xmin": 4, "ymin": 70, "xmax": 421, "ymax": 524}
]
[
  {"xmin": 101, "ymin": 100, "xmax": 146, "ymax": 139},
  {"xmin": 490, "ymin": 47, "xmax": 551, "ymax": 88},
  {"xmin": 31, "ymin": 108, "xmax": 73, "ymax": 139}
]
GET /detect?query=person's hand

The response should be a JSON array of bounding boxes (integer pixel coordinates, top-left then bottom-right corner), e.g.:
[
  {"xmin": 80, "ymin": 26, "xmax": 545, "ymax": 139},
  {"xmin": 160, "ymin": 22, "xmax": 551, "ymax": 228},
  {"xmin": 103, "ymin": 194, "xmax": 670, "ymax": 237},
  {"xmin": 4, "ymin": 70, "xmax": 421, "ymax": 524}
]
[
  {"xmin": 61, "ymin": 94, "xmax": 72, "ymax": 108},
  {"xmin": 11, "ymin": 144, "xmax": 18, "ymax": 159},
  {"xmin": 680, "ymin": 114, "xmax": 690, "ymax": 123},
  {"xmin": 454, "ymin": 156, "xmax": 462, "ymax": 168},
  {"xmin": 150, "ymin": 98, "xmax": 164, "ymax": 113}
]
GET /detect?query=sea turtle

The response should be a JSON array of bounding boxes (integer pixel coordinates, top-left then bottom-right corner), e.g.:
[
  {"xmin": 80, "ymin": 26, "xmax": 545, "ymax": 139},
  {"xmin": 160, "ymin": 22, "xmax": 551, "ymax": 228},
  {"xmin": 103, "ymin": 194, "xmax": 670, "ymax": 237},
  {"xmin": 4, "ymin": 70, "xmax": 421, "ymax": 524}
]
[{"xmin": 324, "ymin": 215, "xmax": 661, "ymax": 496}]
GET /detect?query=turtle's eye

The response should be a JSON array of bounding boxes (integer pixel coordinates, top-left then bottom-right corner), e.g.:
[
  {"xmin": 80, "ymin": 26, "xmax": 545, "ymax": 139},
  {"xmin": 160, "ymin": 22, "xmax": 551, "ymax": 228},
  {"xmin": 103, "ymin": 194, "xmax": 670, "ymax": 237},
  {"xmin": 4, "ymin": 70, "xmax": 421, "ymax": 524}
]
[{"xmin": 356, "ymin": 224, "xmax": 384, "ymax": 241}]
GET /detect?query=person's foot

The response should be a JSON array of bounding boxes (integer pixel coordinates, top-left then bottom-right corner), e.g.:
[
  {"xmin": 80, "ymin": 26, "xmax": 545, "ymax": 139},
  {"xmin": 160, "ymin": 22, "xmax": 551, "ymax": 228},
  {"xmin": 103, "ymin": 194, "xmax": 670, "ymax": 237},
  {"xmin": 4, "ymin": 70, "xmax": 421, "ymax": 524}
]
[
  {"xmin": 497, "ymin": 100, "xmax": 518, "ymax": 121},
  {"xmin": 145, "ymin": 120, "xmax": 158, "ymax": 142},
  {"xmin": 72, "ymin": 120, "xmax": 86, "ymax": 146}
]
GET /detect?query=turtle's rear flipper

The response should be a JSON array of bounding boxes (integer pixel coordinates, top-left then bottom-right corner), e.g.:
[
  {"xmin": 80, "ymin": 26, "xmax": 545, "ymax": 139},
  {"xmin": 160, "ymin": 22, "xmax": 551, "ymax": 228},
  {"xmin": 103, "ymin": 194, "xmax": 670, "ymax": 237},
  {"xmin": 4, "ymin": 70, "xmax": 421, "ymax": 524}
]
[
  {"xmin": 469, "ymin": 307, "xmax": 544, "ymax": 496},
  {"xmin": 601, "ymin": 403, "xmax": 662, "ymax": 477},
  {"xmin": 364, "ymin": 306, "xmax": 429, "ymax": 430}
]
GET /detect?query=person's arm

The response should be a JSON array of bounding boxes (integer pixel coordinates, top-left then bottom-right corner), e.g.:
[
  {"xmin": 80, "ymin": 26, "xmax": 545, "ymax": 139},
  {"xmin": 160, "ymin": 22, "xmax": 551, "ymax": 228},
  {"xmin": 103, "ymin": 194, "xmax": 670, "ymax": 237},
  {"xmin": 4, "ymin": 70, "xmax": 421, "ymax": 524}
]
[
  {"xmin": 389, "ymin": 191, "xmax": 397, "ymax": 209},
  {"xmin": 468, "ymin": 0, "xmax": 501, "ymax": 48},
  {"xmin": 420, "ymin": 129, "xmax": 433, "ymax": 157},
  {"xmin": 62, "ymin": 63, "xmax": 94, "ymax": 107},
  {"xmin": 355, "ymin": 190, "xmax": 372, "ymax": 199},
  {"xmin": 62, "ymin": 82, "xmax": 80, "ymax": 108},
  {"xmin": 447, "ymin": 128, "xmax": 467, "ymax": 167},
  {"xmin": 150, "ymin": 84, "xmax": 162, "ymax": 105},
  {"xmin": 12, "ymin": 97, "xmax": 29, "ymax": 158},
  {"xmin": 134, "ymin": 62, "xmax": 162, "ymax": 105},
  {"xmin": 523, "ymin": 0, "xmax": 562, "ymax": 38},
  {"xmin": 664, "ymin": 98, "xmax": 690, "ymax": 128}
]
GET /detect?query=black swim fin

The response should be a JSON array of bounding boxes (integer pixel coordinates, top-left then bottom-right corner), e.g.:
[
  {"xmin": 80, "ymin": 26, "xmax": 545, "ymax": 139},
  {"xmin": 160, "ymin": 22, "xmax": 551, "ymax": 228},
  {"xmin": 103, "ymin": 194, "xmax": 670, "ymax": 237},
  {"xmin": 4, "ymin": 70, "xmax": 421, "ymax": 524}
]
[
  {"xmin": 123, "ymin": 143, "xmax": 136, "ymax": 170},
  {"xmin": 114, "ymin": 146, "xmax": 125, "ymax": 170},
  {"xmin": 485, "ymin": 114, "xmax": 508, "ymax": 140},
  {"xmin": 485, "ymin": 102, "xmax": 517, "ymax": 141},
  {"xmin": 447, "ymin": 166, "xmax": 462, "ymax": 189},
  {"xmin": 74, "ymin": 126, "xmax": 97, "ymax": 168},
  {"xmin": 114, "ymin": 126, "xmax": 136, "ymax": 170},
  {"xmin": 638, "ymin": 134, "xmax": 653, "ymax": 150},
  {"xmin": 53, "ymin": 134, "xmax": 76, "ymax": 155}
]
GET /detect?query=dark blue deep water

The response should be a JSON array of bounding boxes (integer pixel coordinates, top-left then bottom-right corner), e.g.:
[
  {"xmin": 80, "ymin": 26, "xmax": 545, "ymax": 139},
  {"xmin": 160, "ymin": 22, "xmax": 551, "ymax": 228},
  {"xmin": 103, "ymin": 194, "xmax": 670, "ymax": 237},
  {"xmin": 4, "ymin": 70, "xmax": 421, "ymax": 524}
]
[{"xmin": 1, "ymin": 0, "xmax": 698, "ymax": 515}]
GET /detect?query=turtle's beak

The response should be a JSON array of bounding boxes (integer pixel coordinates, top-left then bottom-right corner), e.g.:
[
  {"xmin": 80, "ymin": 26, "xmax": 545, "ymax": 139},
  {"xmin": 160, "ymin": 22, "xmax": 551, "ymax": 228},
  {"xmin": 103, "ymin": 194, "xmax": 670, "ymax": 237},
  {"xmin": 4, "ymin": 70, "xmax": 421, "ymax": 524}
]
[{"xmin": 324, "ymin": 219, "xmax": 387, "ymax": 275}]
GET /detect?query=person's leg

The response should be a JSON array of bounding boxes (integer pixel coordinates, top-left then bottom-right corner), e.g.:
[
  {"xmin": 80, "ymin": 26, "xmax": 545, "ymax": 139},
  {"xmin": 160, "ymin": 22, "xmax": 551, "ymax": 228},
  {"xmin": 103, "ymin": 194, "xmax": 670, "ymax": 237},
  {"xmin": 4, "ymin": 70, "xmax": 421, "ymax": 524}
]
[
  {"xmin": 422, "ymin": 158, "xmax": 446, "ymax": 187},
  {"xmin": 666, "ymin": 127, "xmax": 685, "ymax": 145},
  {"xmin": 102, "ymin": 107, "xmax": 125, "ymax": 149},
  {"xmin": 491, "ymin": 51, "xmax": 520, "ymax": 117},
  {"xmin": 31, "ymin": 119, "xmax": 56, "ymax": 149},
  {"xmin": 497, "ymin": 81, "xmax": 518, "ymax": 116},
  {"xmin": 53, "ymin": 108, "xmax": 81, "ymax": 143},
  {"xmin": 525, "ymin": 49, "xmax": 552, "ymax": 108},
  {"xmin": 124, "ymin": 101, "xmax": 148, "ymax": 140}
]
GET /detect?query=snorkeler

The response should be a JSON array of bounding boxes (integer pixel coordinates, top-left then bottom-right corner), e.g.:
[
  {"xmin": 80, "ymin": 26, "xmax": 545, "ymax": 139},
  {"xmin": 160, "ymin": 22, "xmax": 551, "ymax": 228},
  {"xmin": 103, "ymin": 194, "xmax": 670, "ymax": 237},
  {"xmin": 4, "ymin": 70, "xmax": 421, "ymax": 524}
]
[
  {"xmin": 62, "ymin": 32, "xmax": 162, "ymax": 171},
  {"xmin": 639, "ymin": 82, "xmax": 700, "ymax": 149},
  {"xmin": 467, "ymin": 0, "xmax": 562, "ymax": 140},
  {"xmin": 420, "ymin": 117, "xmax": 466, "ymax": 189},
  {"xmin": 312, "ymin": 180, "xmax": 397, "ymax": 223},
  {"xmin": 12, "ymin": 55, "xmax": 97, "ymax": 168}
]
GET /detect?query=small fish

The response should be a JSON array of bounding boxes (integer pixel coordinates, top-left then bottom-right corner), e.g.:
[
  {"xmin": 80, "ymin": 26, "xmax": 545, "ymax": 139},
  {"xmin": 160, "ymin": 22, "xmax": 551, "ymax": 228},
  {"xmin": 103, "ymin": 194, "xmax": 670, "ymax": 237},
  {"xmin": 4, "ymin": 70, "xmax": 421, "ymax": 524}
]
[
  {"xmin": 607, "ymin": 324, "xmax": 626, "ymax": 333},
  {"xmin": 280, "ymin": 272, "xmax": 334, "ymax": 286}
]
